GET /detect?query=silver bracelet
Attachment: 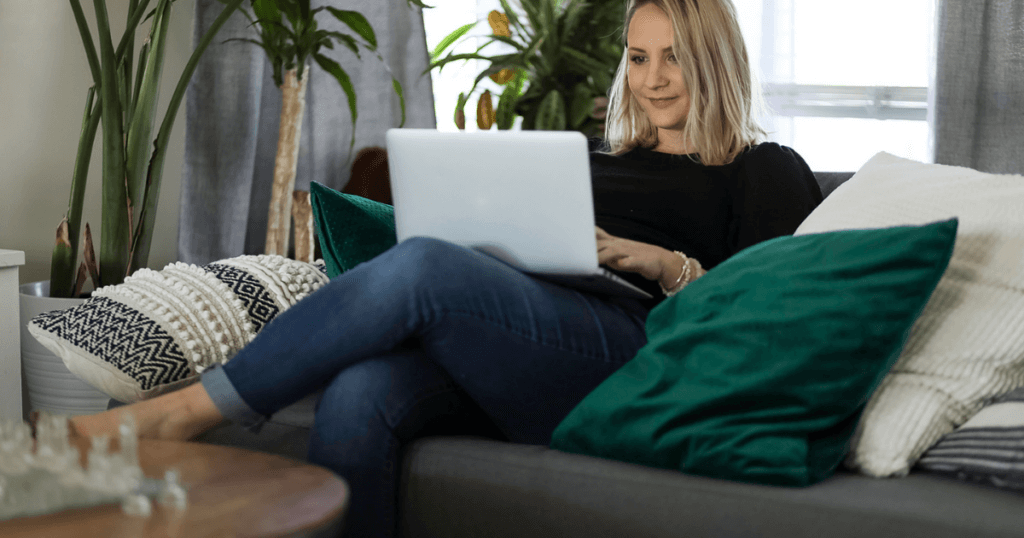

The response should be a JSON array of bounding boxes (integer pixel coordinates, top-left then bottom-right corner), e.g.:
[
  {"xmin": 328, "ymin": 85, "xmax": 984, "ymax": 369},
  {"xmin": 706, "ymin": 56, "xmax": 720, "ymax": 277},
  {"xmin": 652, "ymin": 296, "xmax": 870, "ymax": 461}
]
[{"xmin": 660, "ymin": 251, "xmax": 692, "ymax": 297}]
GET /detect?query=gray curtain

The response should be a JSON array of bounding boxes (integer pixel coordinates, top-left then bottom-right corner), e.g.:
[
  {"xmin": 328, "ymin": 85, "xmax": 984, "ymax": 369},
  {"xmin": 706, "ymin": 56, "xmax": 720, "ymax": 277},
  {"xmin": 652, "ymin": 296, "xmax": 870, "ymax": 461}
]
[
  {"xmin": 178, "ymin": 0, "xmax": 436, "ymax": 265},
  {"xmin": 933, "ymin": 0, "xmax": 1024, "ymax": 174}
]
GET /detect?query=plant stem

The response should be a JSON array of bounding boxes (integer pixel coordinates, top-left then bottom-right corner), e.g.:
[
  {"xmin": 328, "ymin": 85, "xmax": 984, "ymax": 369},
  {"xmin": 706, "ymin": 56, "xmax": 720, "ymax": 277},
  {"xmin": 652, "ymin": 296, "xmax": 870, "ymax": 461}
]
[
  {"xmin": 265, "ymin": 65, "xmax": 309, "ymax": 257},
  {"xmin": 130, "ymin": 0, "xmax": 247, "ymax": 273},
  {"xmin": 93, "ymin": 0, "xmax": 131, "ymax": 287}
]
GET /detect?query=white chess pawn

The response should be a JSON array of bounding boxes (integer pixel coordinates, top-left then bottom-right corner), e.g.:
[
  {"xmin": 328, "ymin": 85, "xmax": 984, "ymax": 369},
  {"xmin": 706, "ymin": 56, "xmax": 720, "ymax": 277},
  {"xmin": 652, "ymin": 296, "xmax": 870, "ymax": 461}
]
[
  {"xmin": 157, "ymin": 468, "xmax": 187, "ymax": 511},
  {"xmin": 32, "ymin": 412, "xmax": 64, "ymax": 473},
  {"xmin": 0, "ymin": 423, "xmax": 33, "ymax": 475},
  {"xmin": 121, "ymin": 493, "xmax": 152, "ymax": 517},
  {"xmin": 86, "ymin": 435, "xmax": 115, "ymax": 494},
  {"xmin": 117, "ymin": 412, "xmax": 143, "ymax": 490}
]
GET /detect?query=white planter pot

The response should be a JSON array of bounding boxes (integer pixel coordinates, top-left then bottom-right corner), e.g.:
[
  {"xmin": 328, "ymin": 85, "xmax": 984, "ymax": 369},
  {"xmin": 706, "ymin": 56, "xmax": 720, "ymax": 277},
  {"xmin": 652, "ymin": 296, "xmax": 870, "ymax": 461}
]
[{"xmin": 19, "ymin": 281, "xmax": 110, "ymax": 416}]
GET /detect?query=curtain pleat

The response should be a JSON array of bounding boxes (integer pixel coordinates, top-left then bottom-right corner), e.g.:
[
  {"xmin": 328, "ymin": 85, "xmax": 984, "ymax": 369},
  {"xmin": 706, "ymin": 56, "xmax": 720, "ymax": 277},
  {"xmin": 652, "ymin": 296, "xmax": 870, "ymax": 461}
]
[
  {"xmin": 933, "ymin": 0, "xmax": 1024, "ymax": 174},
  {"xmin": 179, "ymin": 0, "xmax": 436, "ymax": 265}
]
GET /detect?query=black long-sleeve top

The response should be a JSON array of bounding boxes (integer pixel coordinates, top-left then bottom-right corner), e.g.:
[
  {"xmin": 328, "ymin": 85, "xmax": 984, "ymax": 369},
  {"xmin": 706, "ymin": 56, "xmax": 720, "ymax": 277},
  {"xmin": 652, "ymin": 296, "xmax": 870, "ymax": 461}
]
[{"xmin": 590, "ymin": 140, "xmax": 824, "ymax": 310}]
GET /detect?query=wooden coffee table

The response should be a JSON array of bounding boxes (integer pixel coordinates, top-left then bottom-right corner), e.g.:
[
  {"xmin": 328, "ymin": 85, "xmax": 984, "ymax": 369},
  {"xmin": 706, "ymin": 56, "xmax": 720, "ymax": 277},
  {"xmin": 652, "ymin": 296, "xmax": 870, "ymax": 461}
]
[{"xmin": 0, "ymin": 439, "xmax": 349, "ymax": 537}]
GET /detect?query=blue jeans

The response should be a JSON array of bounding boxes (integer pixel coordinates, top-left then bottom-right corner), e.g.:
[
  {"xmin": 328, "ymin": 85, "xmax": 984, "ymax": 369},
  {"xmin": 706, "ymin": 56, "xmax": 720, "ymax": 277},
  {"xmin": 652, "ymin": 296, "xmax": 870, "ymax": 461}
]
[{"xmin": 200, "ymin": 237, "xmax": 650, "ymax": 537}]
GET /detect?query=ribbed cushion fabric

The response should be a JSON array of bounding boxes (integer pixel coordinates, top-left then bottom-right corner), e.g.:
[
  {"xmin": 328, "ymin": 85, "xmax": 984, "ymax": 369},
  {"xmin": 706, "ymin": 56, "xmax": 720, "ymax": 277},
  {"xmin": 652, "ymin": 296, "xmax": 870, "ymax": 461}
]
[
  {"xmin": 918, "ymin": 386, "xmax": 1024, "ymax": 491},
  {"xmin": 794, "ymin": 152, "xmax": 1024, "ymax": 477}
]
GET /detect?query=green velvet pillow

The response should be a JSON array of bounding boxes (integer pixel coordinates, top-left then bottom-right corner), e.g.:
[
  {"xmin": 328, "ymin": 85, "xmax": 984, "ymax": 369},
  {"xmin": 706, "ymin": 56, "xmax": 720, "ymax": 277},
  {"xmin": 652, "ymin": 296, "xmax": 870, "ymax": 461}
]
[
  {"xmin": 550, "ymin": 218, "xmax": 959, "ymax": 487},
  {"xmin": 310, "ymin": 181, "xmax": 397, "ymax": 278}
]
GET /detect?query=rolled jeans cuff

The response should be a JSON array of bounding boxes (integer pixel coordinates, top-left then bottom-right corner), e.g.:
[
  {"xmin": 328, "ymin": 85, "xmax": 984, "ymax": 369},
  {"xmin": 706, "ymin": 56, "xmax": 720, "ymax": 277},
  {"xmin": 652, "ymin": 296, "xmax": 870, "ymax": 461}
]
[{"xmin": 200, "ymin": 365, "xmax": 267, "ymax": 434}]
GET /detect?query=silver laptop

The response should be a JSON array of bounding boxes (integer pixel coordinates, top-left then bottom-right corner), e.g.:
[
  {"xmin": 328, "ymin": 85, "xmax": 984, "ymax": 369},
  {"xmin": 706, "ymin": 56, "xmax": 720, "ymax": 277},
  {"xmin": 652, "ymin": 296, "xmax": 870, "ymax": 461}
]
[{"xmin": 385, "ymin": 128, "xmax": 652, "ymax": 300}]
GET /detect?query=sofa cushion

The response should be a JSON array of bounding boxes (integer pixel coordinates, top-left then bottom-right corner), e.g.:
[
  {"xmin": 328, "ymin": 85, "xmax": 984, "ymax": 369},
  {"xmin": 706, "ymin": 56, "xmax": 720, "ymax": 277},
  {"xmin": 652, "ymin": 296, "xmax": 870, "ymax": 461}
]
[
  {"xmin": 310, "ymin": 181, "xmax": 397, "ymax": 278},
  {"xmin": 29, "ymin": 256, "xmax": 329, "ymax": 404},
  {"xmin": 917, "ymin": 385, "xmax": 1024, "ymax": 491},
  {"xmin": 399, "ymin": 436, "xmax": 1024, "ymax": 538},
  {"xmin": 795, "ymin": 152, "xmax": 1024, "ymax": 478},
  {"xmin": 550, "ymin": 218, "xmax": 957, "ymax": 487}
]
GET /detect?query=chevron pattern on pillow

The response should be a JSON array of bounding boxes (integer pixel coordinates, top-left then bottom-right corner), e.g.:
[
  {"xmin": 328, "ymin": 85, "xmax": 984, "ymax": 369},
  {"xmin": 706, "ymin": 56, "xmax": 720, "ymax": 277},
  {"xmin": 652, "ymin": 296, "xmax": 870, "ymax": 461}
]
[{"xmin": 28, "ymin": 255, "xmax": 329, "ymax": 404}]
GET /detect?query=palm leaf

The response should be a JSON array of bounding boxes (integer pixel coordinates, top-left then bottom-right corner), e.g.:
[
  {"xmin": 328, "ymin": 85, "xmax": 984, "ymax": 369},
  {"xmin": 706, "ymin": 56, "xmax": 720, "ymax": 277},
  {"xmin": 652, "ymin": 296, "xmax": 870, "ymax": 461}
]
[
  {"xmin": 393, "ymin": 78, "xmax": 406, "ymax": 127},
  {"xmin": 561, "ymin": 0, "xmax": 588, "ymax": 43},
  {"xmin": 517, "ymin": 0, "xmax": 544, "ymax": 35},
  {"xmin": 313, "ymin": 52, "xmax": 358, "ymax": 159},
  {"xmin": 498, "ymin": 0, "xmax": 528, "ymax": 40},
  {"xmin": 251, "ymin": 0, "xmax": 281, "ymax": 23},
  {"xmin": 430, "ymin": 22, "xmax": 476, "ymax": 63},
  {"xmin": 561, "ymin": 46, "xmax": 610, "ymax": 76},
  {"xmin": 486, "ymin": 34, "xmax": 526, "ymax": 52},
  {"xmin": 326, "ymin": 8, "xmax": 377, "ymax": 50}
]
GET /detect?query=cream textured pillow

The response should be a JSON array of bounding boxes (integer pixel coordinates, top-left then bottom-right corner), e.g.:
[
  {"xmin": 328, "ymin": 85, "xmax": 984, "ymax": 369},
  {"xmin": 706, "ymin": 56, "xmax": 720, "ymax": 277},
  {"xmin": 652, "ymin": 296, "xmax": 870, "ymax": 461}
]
[
  {"xmin": 29, "ymin": 255, "xmax": 329, "ymax": 404},
  {"xmin": 794, "ymin": 152, "xmax": 1024, "ymax": 477}
]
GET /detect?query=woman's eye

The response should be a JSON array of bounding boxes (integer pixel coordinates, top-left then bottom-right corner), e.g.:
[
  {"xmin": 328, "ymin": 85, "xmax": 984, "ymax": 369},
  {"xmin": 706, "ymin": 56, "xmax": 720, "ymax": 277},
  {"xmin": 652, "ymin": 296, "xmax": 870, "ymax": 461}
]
[
  {"xmin": 668, "ymin": 54, "xmax": 678, "ymax": 63},
  {"xmin": 630, "ymin": 56, "xmax": 646, "ymax": 65}
]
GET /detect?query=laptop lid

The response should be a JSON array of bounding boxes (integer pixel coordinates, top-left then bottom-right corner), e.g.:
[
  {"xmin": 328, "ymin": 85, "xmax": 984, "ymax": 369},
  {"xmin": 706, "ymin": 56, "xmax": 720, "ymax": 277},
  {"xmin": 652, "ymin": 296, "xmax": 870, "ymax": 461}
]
[{"xmin": 386, "ymin": 128, "xmax": 600, "ymax": 275}]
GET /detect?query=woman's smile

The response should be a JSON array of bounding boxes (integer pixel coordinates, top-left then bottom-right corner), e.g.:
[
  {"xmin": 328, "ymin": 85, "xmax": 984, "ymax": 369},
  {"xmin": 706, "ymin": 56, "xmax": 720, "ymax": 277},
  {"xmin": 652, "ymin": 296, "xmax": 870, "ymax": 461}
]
[{"xmin": 647, "ymin": 96, "xmax": 679, "ymax": 108}]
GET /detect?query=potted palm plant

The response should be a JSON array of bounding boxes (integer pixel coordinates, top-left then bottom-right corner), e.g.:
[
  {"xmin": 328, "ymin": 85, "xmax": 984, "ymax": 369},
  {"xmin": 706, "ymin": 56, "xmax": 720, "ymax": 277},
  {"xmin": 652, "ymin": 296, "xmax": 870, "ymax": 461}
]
[
  {"xmin": 430, "ymin": 0, "xmax": 626, "ymax": 136},
  {"xmin": 21, "ymin": 0, "xmax": 245, "ymax": 418},
  {"xmin": 236, "ymin": 0, "xmax": 427, "ymax": 257}
]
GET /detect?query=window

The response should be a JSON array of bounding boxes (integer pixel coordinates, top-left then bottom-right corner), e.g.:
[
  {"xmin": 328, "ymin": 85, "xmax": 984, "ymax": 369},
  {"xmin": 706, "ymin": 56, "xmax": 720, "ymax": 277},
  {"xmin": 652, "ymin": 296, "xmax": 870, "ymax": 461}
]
[
  {"xmin": 422, "ymin": 0, "xmax": 938, "ymax": 171},
  {"xmin": 422, "ymin": 0, "xmax": 506, "ymax": 133},
  {"xmin": 739, "ymin": 0, "xmax": 937, "ymax": 171}
]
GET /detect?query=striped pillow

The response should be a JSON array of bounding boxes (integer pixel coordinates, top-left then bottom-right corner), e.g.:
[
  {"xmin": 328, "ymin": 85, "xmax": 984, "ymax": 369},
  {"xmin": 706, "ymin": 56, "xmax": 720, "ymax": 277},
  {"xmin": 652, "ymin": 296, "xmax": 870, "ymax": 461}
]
[
  {"xmin": 794, "ymin": 152, "xmax": 1024, "ymax": 477},
  {"xmin": 917, "ymin": 386, "xmax": 1024, "ymax": 491}
]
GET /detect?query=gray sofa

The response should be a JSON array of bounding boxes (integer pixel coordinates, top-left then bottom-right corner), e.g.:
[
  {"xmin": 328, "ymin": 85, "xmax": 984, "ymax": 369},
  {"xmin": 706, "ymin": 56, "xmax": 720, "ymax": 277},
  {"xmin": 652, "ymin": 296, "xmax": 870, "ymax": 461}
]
[{"xmin": 176, "ymin": 171, "xmax": 1024, "ymax": 537}]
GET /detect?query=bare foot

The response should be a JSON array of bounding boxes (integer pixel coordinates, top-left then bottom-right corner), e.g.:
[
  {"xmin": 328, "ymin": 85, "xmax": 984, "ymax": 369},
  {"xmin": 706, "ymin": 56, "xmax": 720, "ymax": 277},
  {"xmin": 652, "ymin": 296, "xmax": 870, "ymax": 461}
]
[{"xmin": 71, "ymin": 382, "xmax": 226, "ymax": 443}]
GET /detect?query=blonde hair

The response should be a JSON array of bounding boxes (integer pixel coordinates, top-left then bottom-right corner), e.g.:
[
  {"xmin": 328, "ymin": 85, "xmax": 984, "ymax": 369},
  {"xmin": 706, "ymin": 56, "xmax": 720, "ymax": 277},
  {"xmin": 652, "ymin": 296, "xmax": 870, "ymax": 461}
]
[{"xmin": 603, "ymin": 0, "xmax": 766, "ymax": 166}]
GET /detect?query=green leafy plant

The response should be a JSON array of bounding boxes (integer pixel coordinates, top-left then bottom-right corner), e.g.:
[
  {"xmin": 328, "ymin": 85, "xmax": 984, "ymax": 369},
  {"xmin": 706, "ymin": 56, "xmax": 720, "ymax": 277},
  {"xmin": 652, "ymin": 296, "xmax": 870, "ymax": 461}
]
[
  {"xmin": 232, "ymin": 0, "xmax": 427, "ymax": 257},
  {"xmin": 51, "ymin": 0, "xmax": 246, "ymax": 298},
  {"xmin": 430, "ymin": 0, "xmax": 626, "ymax": 135}
]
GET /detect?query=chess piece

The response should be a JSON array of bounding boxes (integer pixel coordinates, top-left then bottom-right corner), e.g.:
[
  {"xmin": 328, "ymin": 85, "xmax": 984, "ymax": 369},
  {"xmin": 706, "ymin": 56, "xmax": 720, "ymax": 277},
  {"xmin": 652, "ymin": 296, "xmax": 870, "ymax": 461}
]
[
  {"xmin": 0, "ymin": 421, "xmax": 33, "ymax": 475},
  {"xmin": 158, "ymin": 468, "xmax": 187, "ymax": 511},
  {"xmin": 118, "ymin": 412, "xmax": 143, "ymax": 489},
  {"xmin": 121, "ymin": 493, "xmax": 152, "ymax": 517},
  {"xmin": 86, "ymin": 435, "xmax": 116, "ymax": 494}
]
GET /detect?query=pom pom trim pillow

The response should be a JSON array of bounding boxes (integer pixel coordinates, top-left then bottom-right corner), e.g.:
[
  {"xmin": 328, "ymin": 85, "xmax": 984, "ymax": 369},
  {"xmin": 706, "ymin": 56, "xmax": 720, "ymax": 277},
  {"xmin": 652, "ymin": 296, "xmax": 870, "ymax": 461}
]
[
  {"xmin": 28, "ymin": 256, "xmax": 329, "ymax": 404},
  {"xmin": 794, "ymin": 152, "xmax": 1024, "ymax": 478},
  {"xmin": 550, "ymin": 218, "xmax": 957, "ymax": 487}
]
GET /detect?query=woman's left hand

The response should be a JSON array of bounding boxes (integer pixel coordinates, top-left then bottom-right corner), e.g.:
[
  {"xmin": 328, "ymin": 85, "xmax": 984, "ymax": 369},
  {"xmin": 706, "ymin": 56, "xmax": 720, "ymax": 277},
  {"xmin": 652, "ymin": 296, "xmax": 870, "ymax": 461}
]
[{"xmin": 595, "ymin": 226, "xmax": 672, "ymax": 282}]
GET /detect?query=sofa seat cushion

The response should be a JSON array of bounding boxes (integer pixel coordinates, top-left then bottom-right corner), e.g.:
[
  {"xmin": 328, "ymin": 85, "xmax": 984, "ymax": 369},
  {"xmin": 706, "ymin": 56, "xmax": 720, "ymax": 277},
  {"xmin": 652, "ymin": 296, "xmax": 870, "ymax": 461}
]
[{"xmin": 398, "ymin": 436, "xmax": 1024, "ymax": 538}]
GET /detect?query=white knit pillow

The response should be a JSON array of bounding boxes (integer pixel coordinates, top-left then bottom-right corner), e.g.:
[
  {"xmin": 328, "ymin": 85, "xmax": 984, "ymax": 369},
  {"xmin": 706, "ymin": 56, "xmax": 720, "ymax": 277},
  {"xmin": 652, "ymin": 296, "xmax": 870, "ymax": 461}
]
[
  {"xmin": 28, "ymin": 255, "xmax": 330, "ymax": 404},
  {"xmin": 794, "ymin": 152, "xmax": 1024, "ymax": 477}
]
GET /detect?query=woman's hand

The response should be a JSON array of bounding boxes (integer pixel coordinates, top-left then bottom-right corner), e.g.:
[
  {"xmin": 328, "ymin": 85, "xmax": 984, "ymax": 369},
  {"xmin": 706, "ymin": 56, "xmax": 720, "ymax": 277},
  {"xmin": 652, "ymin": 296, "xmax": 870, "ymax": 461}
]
[{"xmin": 596, "ymin": 226, "xmax": 675, "ymax": 282}]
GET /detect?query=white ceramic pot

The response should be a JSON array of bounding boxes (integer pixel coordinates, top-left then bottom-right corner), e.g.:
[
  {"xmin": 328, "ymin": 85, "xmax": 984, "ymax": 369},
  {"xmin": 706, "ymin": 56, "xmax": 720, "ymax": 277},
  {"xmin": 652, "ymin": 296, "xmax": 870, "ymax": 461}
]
[{"xmin": 19, "ymin": 281, "xmax": 110, "ymax": 417}]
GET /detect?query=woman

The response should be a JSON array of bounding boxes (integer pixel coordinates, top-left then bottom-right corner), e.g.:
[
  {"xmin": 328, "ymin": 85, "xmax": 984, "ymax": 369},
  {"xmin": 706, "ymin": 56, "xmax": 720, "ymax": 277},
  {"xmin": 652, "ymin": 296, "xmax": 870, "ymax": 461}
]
[{"xmin": 72, "ymin": 0, "xmax": 821, "ymax": 536}]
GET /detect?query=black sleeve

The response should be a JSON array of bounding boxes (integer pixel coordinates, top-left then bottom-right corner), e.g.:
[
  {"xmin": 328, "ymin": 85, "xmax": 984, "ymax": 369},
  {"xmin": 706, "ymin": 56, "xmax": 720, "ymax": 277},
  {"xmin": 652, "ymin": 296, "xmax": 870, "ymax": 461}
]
[{"xmin": 730, "ymin": 143, "xmax": 823, "ymax": 254}]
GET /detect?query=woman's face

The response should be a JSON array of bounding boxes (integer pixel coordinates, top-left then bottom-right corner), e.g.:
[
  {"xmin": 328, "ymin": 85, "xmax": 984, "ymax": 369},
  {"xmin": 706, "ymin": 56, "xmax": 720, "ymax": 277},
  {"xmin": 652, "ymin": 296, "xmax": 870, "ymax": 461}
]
[{"xmin": 627, "ymin": 3, "xmax": 692, "ymax": 149}]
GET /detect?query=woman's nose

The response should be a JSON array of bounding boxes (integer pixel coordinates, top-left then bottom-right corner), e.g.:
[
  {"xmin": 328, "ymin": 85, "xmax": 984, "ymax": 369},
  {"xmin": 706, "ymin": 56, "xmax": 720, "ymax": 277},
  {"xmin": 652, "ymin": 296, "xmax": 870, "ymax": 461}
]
[{"xmin": 644, "ymin": 61, "xmax": 670, "ymax": 89}]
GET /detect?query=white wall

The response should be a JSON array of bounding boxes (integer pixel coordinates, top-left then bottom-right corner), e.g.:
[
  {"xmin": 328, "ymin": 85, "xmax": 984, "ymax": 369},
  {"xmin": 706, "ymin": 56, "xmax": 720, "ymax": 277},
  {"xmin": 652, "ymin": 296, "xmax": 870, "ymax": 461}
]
[{"xmin": 0, "ymin": 0, "xmax": 194, "ymax": 285}]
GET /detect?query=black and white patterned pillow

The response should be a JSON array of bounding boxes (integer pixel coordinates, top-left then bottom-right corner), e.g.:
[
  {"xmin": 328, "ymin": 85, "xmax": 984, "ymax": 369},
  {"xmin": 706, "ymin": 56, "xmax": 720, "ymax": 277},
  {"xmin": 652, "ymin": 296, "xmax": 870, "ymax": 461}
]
[
  {"xmin": 917, "ymin": 386, "xmax": 1024, "ymax": 491},
  {"xmin": 28, "ymin": 255, "xmax": 329, "ymax": 404}
]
